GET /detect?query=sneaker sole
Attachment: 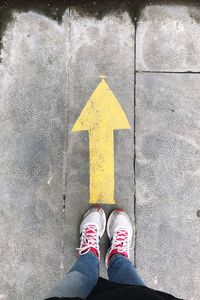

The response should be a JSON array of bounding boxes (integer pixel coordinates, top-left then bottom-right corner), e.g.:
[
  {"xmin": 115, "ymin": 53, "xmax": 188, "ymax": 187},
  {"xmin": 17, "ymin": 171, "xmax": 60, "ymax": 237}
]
[{"xmin": 99, "ymin": 208, "xmax": 106, "ymax": 237}]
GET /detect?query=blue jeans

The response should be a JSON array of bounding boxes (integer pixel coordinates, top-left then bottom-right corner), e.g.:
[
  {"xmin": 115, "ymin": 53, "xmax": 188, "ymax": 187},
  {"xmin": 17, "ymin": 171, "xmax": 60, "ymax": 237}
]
[{"xmin": 46, "ymin": 253, "xmax": 145, "ymax": 299}]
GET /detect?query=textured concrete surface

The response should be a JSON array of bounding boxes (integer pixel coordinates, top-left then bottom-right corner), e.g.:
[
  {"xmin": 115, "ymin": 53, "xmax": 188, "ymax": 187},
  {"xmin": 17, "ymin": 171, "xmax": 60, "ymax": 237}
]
[
  {"xmin": 0, "ymin": 2, "xmax": 200, "ymax": 300},
  {"xmin": 135, "ymin": 73, "xmax": 200, "ymax": 299},
  {"xmin": 136, "ymin": 4, "xmax": 200, "ymax": 72},
  {"xmin": 0, "ymin": 12, "xmax": 66, "ymax": 300}
]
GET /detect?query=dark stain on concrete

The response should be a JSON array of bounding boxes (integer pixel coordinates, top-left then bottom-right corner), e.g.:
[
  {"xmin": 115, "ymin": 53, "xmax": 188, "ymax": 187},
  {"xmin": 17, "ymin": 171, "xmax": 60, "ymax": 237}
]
[
  {"xmin": 0, "ymin": 0, "xmax": 200, "ymax": 54},
  {"xmin": 0, "ymin": 0, "xmax": 70, "ymax": 53},
  {"xmin": 197, "ymin": 209, "xmax": 200, "ymax": 218},
  {"xmin": 188, "ymin": 6, "xmax": 200, "ymax": 24}
]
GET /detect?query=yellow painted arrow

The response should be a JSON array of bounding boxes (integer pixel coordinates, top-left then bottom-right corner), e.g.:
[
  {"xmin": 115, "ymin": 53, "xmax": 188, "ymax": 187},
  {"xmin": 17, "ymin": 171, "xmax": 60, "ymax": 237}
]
[{"xmin": 72, "ymin": 79, "xmax": 131, "ymax": 204}]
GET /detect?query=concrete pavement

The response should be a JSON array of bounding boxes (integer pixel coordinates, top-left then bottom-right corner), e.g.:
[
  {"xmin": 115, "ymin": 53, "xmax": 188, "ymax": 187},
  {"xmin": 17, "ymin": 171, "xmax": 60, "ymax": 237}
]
[{"xmin": 0, "ymin": 1, "xmax": 200, "ymax": 300}]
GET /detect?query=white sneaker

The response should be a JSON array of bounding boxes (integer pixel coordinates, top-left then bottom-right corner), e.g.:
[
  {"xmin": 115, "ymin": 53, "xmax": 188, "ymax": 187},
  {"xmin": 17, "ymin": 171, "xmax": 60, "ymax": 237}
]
[
  {"xmin": 105, "ymin": 209, "xmax": 133, "ymax": 268},
  {"xmin": 77, "ymin": 206, "xmax": 106, "ymax": 260}
]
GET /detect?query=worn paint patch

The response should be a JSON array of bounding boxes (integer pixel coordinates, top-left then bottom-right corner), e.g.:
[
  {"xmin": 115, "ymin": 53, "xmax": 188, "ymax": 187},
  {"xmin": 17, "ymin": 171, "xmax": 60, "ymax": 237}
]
[{"xmin": 72, "ymin": 79, "xmax": 131, "ymax": 204}]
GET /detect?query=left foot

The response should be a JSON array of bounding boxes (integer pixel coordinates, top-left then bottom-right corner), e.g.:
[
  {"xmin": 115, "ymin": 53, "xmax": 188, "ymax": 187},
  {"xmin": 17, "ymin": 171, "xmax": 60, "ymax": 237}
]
[{"xmin": 77, "ymin": 206, "xmax": 106, "ymax": 260}]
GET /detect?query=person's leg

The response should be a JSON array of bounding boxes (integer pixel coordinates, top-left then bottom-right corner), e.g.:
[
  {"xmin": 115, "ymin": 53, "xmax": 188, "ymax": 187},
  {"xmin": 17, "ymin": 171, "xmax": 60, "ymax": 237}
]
[
  {"xmin": 46, "ymin": 252, "xmax": 99, "ymax": 299},
  {"xmin": 106, "ymin": 209, "xmax": 145, "ymax": 286},
  {"xmin": 46, "ymin": 206, "xmax": 106, "ymax": 299},
  {"xmin": 108, "ymin": 254, "xmax": 145, "ymax": 285}
]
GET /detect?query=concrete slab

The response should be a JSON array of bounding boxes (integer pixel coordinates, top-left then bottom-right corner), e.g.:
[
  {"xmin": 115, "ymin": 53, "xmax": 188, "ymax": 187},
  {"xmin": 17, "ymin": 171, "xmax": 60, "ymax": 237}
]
[
  {"xmin": 1, "ymin": 2, "xmax": 200, "ymax": 300},
  {"xmin": 63, "ymin": 11, "xmax": 135, "ymax": 277},
  {"xmin": 135, "ymin": 73, "xmax": 200, "ymax": 299},
  {"xmin": 0, "ymin": 12, "xmax": 66, "ymax": 300},
  {"xmin": 136, "ymin": 4, "xmax": 200, "ymax": 72}
]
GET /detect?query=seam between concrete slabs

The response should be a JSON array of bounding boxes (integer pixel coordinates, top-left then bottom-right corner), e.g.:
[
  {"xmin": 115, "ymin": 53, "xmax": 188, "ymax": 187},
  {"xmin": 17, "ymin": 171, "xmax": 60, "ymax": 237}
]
[
  {"xmin": 136, "ymin": 70, "xmax": 200, "ymax": 74},
  {"xmin": 133, "ymin": 17, "xmax": 137, "ymax": 267},
  {"xmin": 61, "ymin": 6, "xmax": 71, "ymax": 278}
]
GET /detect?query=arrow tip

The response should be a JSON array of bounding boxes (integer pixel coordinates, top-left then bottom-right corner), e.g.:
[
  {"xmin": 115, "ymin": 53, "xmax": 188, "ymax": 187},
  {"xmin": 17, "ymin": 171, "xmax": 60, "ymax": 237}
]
[
  {"xmin": 72, "ymin": 78, "xmax": 131, "ymax": 131},
  {"xmin": 99, "ymin": 74, "xmax": 107, "ymax": 79}
]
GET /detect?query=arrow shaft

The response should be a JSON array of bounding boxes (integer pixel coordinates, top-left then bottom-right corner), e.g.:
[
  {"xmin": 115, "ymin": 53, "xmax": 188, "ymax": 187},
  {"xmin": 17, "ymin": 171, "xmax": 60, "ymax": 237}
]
[{"xmin": 89, "ymin": 129, "xmax": 115, "ymax": 204}]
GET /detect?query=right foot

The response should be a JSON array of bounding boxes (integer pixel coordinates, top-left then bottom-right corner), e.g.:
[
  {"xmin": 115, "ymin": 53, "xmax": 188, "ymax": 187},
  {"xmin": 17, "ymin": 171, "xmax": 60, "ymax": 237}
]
[
  {"xmin": 77, "ymin": 206, "xmax": 106, "ymax": 260},
  {"xmin": 105, "ymin": 209, "xmax": 133, "ymax": 268}
]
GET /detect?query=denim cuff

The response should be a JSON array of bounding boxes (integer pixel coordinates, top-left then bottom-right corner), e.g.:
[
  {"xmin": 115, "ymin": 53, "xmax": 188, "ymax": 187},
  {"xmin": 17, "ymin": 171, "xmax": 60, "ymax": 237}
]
[{"xmin": 108, "ymin": 253, "xmax": 129, "ymax": 269}]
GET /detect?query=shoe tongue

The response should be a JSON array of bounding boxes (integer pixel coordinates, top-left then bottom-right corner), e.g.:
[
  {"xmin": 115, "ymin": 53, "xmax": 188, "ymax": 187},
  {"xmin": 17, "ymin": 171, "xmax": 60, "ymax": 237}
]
[
  {"xmin": 107, "ymin": 230, "xmax": 129, "ymax": 266},
  {"xmin": 116, "ymin": 230, "xmax": 128, "ymax": 241},
  {"xmin": 79, "ymin": 225, "xmax": 99, "ymax": 259},
  {"xmin": 85, "ymin": 224, "xmax": 97, "ymax": 232},
  {"xmin": 117, "ymin": 232, "xmax": 126, "ymax": 236},
  {"xmin": 85, "ymin": 227, "xmax": 97, "ymax": 238},
  {"xmin": 117, "ymin": 229, "xmax": 127, "ymax": 234},
  {"xmin": 86, "ymin": 229, "xmax": 96, "ymax": 234}
]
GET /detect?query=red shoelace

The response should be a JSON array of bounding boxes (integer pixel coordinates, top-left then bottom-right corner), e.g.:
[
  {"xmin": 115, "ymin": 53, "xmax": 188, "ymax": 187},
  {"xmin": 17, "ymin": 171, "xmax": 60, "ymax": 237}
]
[
  {"xmin": 77, "ymin": 224, "xmax": 100, "ymax": 259},
  {"xmin": 108, "ymin": 229, "xmax": 129, "ymax": 263}
]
